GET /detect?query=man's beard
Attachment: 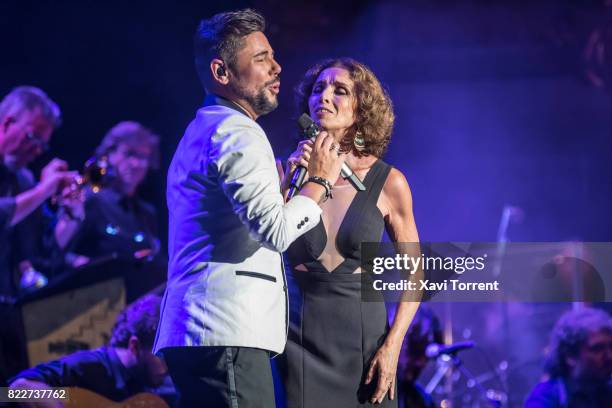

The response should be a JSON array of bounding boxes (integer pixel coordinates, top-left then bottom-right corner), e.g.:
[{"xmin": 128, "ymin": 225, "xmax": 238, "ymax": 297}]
[
  {"xmin": 130, "ymin": 360, "xmax": 161, "ymax": 388},
  {"xmin": 231, "ymin": 81, "xmax": 278, "ymax": 117},
  {"xmin": 250, "ymin": 87, "xmax": 278, "ymax": 116}
]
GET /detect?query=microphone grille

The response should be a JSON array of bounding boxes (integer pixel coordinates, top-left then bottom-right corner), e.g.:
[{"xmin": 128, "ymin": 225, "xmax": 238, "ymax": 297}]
[{"xmin": 297, "ymin": 113, "xmax": 314, "ymax": 131}]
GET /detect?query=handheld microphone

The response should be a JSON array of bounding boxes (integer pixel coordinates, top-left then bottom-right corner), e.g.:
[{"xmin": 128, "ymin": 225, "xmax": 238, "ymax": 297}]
[
  {"xmin": 425, "ymin": 341, "xmax": 475, "ymax": 359},
  {"xmin": 287, "ymin": 114, "xmax": 366, "ymax": 200}
]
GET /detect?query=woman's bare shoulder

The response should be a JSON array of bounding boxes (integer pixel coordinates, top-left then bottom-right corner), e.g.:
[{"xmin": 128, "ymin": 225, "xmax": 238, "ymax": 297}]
[
  {"xmin": 377, "ymin": 166, "xmax": 413, "ymax": 219},
  {"xmin": 382, "ymin": 167, "xmax": 412, "ymax": 200}
]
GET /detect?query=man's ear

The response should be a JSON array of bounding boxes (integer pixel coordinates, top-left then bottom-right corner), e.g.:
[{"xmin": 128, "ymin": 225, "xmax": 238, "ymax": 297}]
[
  {"xmin": 210, "ymin": 58, "xmax": 229, "ymax": 85},
  {"xmin": 211, "ymin": 59, "xmax": 229, "ymax": 85},
  {"xmin": 128, "ymin": 335, "xmax": 141, "ymax": 353}
]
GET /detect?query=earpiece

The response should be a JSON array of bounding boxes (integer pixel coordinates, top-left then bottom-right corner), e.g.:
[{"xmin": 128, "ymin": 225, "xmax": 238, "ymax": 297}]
[{"xmin": 216, "ymin": 65, "xmax": 226, "ymax": 77}]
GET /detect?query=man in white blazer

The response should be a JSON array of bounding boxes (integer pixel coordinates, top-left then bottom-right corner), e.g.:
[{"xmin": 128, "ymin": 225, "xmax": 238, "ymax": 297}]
[{"xmin": 154, "ymin": 9, "xmax": 344, "ymax": 408}]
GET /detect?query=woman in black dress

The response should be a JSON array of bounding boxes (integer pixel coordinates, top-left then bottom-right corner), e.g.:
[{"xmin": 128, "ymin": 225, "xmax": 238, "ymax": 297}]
[{"xmin": 278, "ymin": 58, "xmax": 421, "ymax": 407}]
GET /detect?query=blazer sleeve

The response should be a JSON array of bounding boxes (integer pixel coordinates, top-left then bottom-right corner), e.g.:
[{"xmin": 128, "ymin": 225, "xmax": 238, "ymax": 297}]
[{"xmin": 214, "ymin": 119, "xmax": 321, "ymax": 252}]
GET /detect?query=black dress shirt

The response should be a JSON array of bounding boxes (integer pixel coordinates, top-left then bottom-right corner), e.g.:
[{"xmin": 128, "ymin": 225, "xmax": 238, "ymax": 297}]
[
  {"xmin": 70, "ymin": 188, "xmax": 158, "ymax": 260},
  {"xmin": 0, "ymin": 163, "xmax": 48, "ymax": 297},
  {"xmin": 525, "ymin": 378, "xmax": 612, "ymax": 408},
  {"xmin": 10, "ymin": 346, "xmax": 146, "ymax": 402}
]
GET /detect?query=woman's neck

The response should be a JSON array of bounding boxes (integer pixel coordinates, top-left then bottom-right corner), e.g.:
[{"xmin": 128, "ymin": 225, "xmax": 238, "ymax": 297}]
[
  {"xmin": 345, "ymin": 152, "xmax": 377, "ymax": 171},
  {"xmin": 326, "ymin": 129, "xmax": 345, "ymax": 143},
  {"xmin": 323, "ymin": 127, "xmax": 378, "ymax": 170}
]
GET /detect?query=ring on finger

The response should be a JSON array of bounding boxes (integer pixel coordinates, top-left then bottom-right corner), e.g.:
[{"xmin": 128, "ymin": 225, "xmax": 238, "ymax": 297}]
[{"xmin": 330, "ymin": 144, "xmax": 342, "ymax": 155}]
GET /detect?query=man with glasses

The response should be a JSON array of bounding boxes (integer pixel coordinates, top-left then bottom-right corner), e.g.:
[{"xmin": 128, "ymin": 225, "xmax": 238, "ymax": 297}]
[
  {"xmin": 0, "ymin": 86, "xmax": 83, "ymax": 293},
  {"xmin": 0, "ymin": 85, "xmax": 82, "ymax": 382},
  {"xmin": 525, "ymin": 307, "xmax": 612, "ymax": 407}
]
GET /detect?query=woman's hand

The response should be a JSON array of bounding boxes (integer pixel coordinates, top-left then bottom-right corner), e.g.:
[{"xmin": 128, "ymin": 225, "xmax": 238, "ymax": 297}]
[
  {"xmin": 280, "ymin": 139, "xmax": 313, "ymax": 192},
  {"xmin": 365, "ymin": 340, "xmax": 402, "ymax": 404}
]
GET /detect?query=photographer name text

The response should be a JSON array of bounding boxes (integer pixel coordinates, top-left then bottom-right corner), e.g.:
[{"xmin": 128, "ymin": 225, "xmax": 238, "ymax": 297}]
[{"xmin": 372, "ymin": 279, "xmax": 500, "ymax": 292}]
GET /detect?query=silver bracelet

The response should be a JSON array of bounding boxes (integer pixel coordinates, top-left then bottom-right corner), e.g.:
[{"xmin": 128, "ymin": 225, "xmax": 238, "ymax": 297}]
[{"xmin": 305, "ymin": 176, "xmax": 333, "ymax": 201}]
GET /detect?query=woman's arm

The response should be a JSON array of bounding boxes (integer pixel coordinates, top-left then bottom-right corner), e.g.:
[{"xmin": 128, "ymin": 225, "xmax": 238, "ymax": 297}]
[
  {"xmin": 382, "ymin": 168, "xmax": 421, "ymax": 347},
  {"xmin": 366, "ymin": 168, "xmax": 422, "ymax": 404}
]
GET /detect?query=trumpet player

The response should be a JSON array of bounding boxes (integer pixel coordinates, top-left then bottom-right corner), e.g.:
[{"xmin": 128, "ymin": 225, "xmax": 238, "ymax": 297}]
[
  {"xmin": 0, "ymin": 86, "xmax": 86, "ymax": 294},
  {"xmin": 0, "ymin": 85, "xmax": 85, "ymax": 382}
]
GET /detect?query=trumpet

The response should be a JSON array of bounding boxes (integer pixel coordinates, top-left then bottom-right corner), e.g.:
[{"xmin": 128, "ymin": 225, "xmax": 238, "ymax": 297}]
[
  {"xmin": 53, "ymin": 156, "xmax": 115, "ymax": 205},
  {"xmin": 74, "ymin": 155, "xmax": 115, "ymax": 194}
]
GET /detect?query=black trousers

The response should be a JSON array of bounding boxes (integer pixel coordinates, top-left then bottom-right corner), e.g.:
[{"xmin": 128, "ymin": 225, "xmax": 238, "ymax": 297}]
[{"xmin": 163, "ymin": 346, "xmax": 276, "ymax": 408}]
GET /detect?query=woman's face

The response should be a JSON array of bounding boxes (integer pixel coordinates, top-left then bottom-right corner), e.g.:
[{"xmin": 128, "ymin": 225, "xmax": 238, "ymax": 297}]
[
  {"xmin": 108, "ymin": 142, "xmax": 151, "ymax": 196},
  {"xmin": 308, "ymin": 67, "xmax": 356, "ymax": 134}
]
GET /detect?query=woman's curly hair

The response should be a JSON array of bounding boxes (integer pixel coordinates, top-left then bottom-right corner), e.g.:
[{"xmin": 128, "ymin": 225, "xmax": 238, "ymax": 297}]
[
  {"xmin": 544, "ymin": 307, "xmax": 612, "ymax": 378},
  {"xmin": 295, "ymin": 58, "xmax": 395, "ymax": 158}
]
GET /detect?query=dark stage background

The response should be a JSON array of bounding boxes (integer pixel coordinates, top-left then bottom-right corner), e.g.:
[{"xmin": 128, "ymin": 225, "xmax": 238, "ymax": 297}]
[{"xmin": 2, "ymin": 0, "xmax": 611, "ymax": 406}]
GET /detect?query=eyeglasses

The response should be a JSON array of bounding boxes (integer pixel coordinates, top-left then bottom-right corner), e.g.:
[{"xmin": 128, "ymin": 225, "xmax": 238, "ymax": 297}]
[
  {"xmin": 126, "ymin": 150, "xmax": 150, "ymax": 162},
  {"xmin": 115, "ymin": 145, "xmax": 151, "ymax": 164},
  {"xmin": 26, "ymin": 131, "xmax": 50, "ymax": 153}
]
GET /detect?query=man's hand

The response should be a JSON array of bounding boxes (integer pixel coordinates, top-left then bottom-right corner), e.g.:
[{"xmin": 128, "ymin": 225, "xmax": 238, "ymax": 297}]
[
  {"xmin": 38, "ymin": 159, "xmax": 78, "ymax": 198},
  {"xmin": 11, "ymin": 160, "xmax": 78, "ymax": 227},
  {"xmin": 307, "ymin": 131, "xmax": 344, "ymax": 184},
  {"xmin": 53, "ymin": 184, "xmax": 86, "ymax": 250},
  {"xmin": 58, "ymin": 184, "xmax": 85, "ymax": 221},
  {"xmin": 8, "ymin": 378, "xmax": 65, "ymax": 408},
  {"xmin": 69, "ymin": 254, "xmax": 90, "ymax": 268}
]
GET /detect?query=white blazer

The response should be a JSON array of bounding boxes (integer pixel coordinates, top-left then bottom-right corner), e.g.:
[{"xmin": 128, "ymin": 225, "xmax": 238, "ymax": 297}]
[{"xmin": 154, "ymin": 98, "xmax": 321, "ymax": 354}]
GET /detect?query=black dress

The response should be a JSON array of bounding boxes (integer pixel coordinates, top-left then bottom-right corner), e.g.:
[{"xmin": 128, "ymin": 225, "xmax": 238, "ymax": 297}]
[{"xmin": 280, "ymin": 159, "xmax": 396, "ymax": 408}]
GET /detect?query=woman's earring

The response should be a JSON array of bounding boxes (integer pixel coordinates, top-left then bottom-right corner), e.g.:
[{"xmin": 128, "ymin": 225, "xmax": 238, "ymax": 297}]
[{"xmin": 354, "ymin": 131, "xmax": 366, "ymax": 151}]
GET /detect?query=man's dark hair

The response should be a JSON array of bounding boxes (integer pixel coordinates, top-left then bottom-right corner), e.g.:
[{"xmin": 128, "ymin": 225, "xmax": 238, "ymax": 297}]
[
  {"xmin": 110, "ymin": 294, "xmax": 161, "ymax": 349},
  {"xmin": 544, "ymin": 307, "xmax": 612, "ymax": 378},
  {"xmin": 194, "ymin": 9, "xmax": 265, "ymax": 87}
]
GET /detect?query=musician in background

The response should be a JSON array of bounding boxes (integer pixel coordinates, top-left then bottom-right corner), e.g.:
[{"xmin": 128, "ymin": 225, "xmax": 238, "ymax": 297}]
[
  {"xmin": 397, "ymin": 305, "xmax": 443, "ymax": 408},
  {"xmin": 0, "ymin": 86, "xmax": 83, "ymax": 383},
  {"xmin": 0, "ymin": 86, "xmax": 83, "ymax": 293},
  {"xmin": 9, "ymin": 294, "xmax": 172, "ymax": 407},
  {"xmin": 59, "ymin": 121, "xmax": 160, "ymax": 266},
  {"xmin": 525, "ymin": 307, "xmax": 612, "ymax": 407}
]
